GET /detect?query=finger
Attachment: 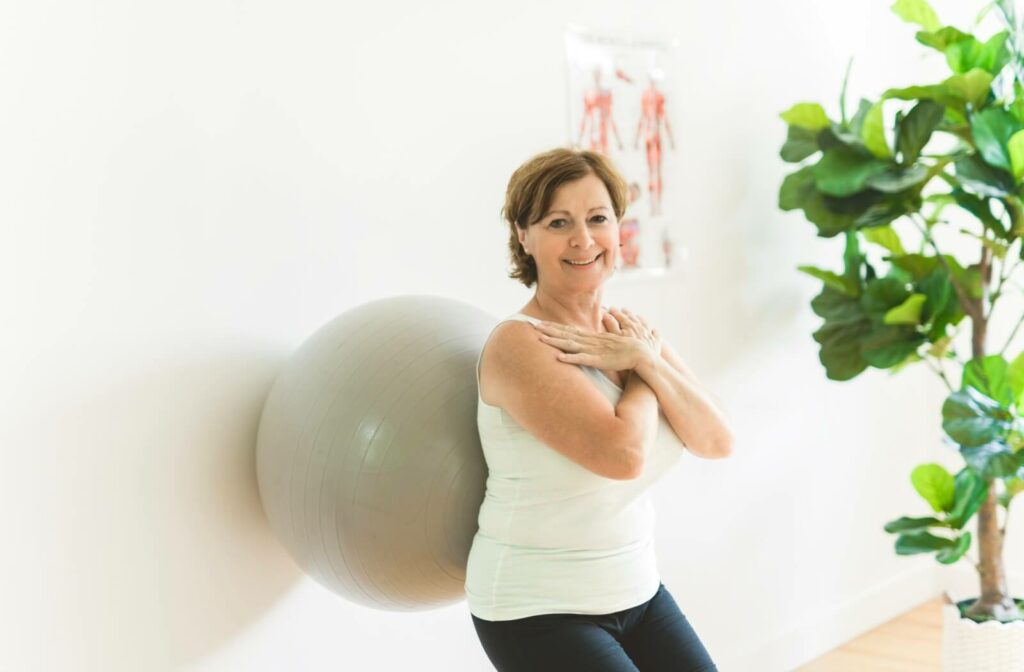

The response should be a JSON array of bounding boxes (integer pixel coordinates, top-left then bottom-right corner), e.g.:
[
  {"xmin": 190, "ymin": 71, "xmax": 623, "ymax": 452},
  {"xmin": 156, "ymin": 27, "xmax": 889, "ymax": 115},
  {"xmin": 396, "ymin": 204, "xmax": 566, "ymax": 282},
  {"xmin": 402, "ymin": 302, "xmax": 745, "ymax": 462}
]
[
  {"xmin": 536, "ymin": 321, "xmax": 586, "ymax": 337},
  {"xmin": 610, "ymin": 307, "xmax": 634, "ymax": 326},
  {"xmin": 602, "ymin": 312, "xmax": 622, "ymax": 334},
  {"xmin": 555, "ymin": 350, "xmax": 595, "ymax": 365},
  {"xmin": 537, "ymin": 334, "xmax": 584, "ymax": 352}
]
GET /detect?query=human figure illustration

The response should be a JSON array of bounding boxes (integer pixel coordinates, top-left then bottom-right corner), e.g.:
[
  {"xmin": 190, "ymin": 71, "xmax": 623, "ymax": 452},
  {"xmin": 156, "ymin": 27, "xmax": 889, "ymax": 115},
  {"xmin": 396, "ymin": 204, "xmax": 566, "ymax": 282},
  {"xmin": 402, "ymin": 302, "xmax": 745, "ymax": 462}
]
[
  {"xmin": 619, "ymin": 182, "xmax": 643, "ymax": 268},
  {"xmin": 577, "ymin": 67, "xmax": 624, "ymax": 155},
  {"xmin": 634, "ymin": 74, "xmax": 675, "ymax": 217}
]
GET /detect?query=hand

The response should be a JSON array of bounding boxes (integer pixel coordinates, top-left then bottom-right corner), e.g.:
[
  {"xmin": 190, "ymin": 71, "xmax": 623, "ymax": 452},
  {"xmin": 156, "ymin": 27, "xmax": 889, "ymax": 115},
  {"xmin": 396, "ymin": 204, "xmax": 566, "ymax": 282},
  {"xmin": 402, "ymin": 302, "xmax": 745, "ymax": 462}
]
[
  {"xmin": 603, "ymin": 307, "xmax": 662, "ymax": 370},
  {"xmin": 533, "ymin": 307, "xmax": 661, "ymax": 373}
]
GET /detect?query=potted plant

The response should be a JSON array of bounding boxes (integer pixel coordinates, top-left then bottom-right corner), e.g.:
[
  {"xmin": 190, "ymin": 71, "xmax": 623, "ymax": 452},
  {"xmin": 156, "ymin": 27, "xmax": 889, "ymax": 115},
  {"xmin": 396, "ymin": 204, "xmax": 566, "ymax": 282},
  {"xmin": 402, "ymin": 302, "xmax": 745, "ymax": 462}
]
[{"xmin": 777, "ymin": 0, "xmax": 1024, "ymax": 668}]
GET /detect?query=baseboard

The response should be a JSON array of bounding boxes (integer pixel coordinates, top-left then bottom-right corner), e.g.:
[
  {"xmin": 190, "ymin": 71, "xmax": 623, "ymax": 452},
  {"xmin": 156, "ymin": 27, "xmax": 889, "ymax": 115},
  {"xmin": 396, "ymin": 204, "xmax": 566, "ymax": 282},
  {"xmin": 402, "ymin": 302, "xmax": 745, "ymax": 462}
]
[{"xmin": 717, "ymin": 564, "xmax": 937, "ymax": 672}]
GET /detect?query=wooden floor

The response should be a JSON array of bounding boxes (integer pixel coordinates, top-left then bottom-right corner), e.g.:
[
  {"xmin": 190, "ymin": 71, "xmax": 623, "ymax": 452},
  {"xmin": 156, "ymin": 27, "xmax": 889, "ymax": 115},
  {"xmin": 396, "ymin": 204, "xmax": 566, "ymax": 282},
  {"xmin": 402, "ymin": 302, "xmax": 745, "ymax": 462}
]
[{"xmin": 797, "ymin": 597, "xmax": 943, "ymax": 671}]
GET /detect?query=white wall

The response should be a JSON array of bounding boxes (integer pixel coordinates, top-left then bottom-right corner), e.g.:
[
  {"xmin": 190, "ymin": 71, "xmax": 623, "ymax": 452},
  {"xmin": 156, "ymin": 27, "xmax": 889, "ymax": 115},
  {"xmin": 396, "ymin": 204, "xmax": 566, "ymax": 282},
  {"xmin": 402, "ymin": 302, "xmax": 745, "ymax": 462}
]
[{"xmin": 3, "ymin": 0, "xmax": 1017, "ymax": 670}]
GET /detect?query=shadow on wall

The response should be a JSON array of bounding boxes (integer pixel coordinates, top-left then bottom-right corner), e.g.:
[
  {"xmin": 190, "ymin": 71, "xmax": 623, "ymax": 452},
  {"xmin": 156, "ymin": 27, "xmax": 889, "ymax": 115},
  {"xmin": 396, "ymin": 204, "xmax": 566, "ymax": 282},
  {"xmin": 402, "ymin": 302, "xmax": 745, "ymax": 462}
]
[{"xmin": 55, "ymin": 348, "xmax": 301, "ymax": 668}]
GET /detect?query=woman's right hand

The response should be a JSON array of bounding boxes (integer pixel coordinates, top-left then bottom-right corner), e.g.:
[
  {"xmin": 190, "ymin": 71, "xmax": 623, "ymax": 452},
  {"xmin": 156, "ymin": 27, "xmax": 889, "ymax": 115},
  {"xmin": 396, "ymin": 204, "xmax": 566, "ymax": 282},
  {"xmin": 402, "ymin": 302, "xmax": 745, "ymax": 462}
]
[{"xmin": 602, "ymin": 307, "xmax": 662, "ymax": 373}]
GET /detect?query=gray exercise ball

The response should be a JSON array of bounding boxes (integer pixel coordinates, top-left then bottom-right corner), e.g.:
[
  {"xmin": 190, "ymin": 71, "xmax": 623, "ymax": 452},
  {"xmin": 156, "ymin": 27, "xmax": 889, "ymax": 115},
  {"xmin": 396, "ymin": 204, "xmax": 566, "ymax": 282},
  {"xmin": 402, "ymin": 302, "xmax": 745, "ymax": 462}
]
[{"xmin": 256, "ymin": 295, "xmax": 497, "ymax": 611}]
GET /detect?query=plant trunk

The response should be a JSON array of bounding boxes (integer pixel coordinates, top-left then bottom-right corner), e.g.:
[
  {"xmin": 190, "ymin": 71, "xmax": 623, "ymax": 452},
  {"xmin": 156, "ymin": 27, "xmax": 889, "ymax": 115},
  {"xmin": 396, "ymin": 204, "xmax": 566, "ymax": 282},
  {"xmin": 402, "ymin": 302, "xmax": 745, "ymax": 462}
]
[
  {"xmin": 966, "ymin": 488, "xmax": 1018, "ymax": 619},
  {"xmin": 963, "ymin": 248, "xmax": 1021, "ymax": 620}
]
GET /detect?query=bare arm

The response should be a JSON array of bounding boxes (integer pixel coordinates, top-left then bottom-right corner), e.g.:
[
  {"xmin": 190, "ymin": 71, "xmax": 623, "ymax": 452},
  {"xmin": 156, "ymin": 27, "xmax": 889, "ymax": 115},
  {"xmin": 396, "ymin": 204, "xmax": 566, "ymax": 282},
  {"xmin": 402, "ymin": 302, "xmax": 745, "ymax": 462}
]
[
  {"xmin": 488, "ymin": 322, "xmax": 658, "ymax": 480},
  {"xmin": 633, "ymin": 344, "xmax": 733, "ymax": 459},
  {"xmin": 613, "ymin": 368, "xmax": 660, "ymax": 473}
]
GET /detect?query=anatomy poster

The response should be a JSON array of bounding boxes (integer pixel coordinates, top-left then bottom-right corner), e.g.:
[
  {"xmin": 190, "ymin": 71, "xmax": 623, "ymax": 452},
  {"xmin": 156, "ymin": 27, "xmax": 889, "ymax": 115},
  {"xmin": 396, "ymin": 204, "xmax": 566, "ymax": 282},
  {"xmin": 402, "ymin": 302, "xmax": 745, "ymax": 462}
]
[{"xmin": 564, "ymin": 27, "xmax": 680, "ymax": 277}]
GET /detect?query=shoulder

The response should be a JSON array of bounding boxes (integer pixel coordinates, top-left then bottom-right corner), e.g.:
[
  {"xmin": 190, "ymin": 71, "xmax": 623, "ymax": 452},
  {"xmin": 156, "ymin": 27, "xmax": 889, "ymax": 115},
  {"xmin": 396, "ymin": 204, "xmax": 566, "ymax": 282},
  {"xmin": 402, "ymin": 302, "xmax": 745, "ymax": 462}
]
[{"xmin": 479, "ymin": 320, "xmax": 542, "ymax": 406}]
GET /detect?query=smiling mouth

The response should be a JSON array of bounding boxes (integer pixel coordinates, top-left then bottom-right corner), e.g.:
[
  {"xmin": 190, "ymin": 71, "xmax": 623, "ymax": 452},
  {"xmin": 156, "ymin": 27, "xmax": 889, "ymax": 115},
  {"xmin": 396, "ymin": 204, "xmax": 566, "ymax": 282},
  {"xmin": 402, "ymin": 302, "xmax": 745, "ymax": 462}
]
[{"xmin": 563, "ymin": 253, "xmax": 603, "ymax": 267}]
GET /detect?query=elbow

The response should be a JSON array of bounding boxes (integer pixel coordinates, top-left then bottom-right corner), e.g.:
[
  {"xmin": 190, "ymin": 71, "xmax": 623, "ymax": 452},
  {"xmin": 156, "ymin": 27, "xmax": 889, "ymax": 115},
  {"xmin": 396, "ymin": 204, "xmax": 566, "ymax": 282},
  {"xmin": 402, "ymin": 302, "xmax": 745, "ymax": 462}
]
[
  {"xmin": 620, "ymin": 455, "xmax": 645, "ymax": 480},
  {"xmin": 707, "ymin": 430, "xmax": 734, "ymax": 459},
  {"xmin": 607, "ymin": 443, "xmax": 646, "ymax": 480},
  {"xmin": 687, "ymin": 429, "xmax": 734, "ymax": 460},
  {"xmin": 614, "ymin": 461, "xmax": 645, "ymax": 481}
]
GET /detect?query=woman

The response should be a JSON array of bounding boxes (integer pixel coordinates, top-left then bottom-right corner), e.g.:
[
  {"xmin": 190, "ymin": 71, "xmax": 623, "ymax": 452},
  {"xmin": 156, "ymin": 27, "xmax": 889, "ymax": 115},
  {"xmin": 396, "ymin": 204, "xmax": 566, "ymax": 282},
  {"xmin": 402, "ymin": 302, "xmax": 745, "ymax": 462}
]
[{"xmin": 466, "ymin": 147, "xmax": 733, "ymax": 672}]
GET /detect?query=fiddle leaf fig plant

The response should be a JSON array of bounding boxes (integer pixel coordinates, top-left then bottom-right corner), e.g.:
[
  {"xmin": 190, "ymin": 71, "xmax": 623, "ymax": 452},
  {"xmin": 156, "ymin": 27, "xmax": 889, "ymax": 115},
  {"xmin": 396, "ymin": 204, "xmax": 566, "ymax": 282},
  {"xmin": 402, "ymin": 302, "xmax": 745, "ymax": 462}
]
[{"xmin": 778, "ymin": 0, "xmax": 1024, "ymax": 623}]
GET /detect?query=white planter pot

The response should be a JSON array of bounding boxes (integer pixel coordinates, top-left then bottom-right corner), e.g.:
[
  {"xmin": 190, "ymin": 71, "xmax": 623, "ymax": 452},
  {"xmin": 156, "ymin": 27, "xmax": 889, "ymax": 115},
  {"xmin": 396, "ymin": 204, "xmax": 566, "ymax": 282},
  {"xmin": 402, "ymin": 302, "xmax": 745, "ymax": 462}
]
[{"xmin": 942, "ymin": 593, "xmax": 1024, "ymax": 672}]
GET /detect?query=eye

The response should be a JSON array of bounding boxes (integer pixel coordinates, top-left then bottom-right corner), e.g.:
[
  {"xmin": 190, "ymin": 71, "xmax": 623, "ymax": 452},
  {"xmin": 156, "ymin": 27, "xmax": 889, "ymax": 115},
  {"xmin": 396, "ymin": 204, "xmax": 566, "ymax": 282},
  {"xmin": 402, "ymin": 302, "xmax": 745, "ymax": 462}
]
[
  {"xmin": 549, "ymin": 218, "xmax": 568, "ymax": 229},
  {"xmin": 590, "ymin": 215, "xmax": 608, "ymax": 224}
]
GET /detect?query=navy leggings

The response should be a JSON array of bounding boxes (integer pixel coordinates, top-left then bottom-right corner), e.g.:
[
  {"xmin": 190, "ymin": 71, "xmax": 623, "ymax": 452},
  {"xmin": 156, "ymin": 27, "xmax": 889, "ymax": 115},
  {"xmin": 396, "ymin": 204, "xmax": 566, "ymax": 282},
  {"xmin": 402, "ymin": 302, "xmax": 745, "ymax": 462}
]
[{"xmin": 470, "ymin": 583, "xmax": 718, "ymax": 672}]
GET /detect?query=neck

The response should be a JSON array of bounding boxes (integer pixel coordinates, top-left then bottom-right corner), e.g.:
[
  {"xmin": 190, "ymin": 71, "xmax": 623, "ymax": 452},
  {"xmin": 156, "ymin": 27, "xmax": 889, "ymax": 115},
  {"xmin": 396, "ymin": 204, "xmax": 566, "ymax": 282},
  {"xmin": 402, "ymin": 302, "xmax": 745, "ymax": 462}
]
[{"xmin": 525, "ymin": 289, "xmax": 605, "ymax": 332}]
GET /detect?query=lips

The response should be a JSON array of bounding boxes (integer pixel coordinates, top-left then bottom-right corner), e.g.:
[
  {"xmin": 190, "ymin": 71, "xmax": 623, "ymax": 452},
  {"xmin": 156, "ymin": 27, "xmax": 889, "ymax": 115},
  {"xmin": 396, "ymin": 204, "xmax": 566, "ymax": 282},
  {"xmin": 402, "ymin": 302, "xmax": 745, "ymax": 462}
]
[{"xmin": 563, "ymin": 253, "xmax": 603, "ymax": 266}]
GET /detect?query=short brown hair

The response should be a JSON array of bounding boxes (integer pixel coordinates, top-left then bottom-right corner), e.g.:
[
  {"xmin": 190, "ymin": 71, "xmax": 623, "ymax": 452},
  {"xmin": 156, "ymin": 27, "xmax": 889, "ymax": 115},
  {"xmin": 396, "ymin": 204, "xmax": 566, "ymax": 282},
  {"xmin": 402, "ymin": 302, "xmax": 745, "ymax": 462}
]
[{"xmin": 502, "ymin": 147, "xmax": 629, "ymax": 288}]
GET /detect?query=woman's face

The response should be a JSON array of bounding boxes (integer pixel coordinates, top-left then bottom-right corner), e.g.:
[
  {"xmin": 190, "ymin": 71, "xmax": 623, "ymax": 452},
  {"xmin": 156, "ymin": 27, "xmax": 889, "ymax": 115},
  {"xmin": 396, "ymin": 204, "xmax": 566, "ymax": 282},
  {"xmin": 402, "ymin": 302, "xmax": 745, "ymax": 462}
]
[{"xmin": 518, "ymin": 173, "xmax": 619, "ymax": 289}]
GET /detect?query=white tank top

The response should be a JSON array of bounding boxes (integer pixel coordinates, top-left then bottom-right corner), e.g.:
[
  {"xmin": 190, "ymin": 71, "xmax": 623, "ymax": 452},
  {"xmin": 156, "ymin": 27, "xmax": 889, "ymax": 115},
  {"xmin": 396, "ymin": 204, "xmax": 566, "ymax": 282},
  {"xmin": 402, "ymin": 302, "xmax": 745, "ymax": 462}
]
[{"xmin": 465, "ymin": 312, "xmax": 684, "ymax": 621}]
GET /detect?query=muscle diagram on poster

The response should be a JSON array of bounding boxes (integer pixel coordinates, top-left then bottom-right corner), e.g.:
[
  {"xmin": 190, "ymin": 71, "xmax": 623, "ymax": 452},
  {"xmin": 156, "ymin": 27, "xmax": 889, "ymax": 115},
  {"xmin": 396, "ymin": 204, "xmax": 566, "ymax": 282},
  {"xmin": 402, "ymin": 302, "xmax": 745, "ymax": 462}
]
[{"xmin": 565, "ymin": 26, "xmax": 686, "ymax": 281}]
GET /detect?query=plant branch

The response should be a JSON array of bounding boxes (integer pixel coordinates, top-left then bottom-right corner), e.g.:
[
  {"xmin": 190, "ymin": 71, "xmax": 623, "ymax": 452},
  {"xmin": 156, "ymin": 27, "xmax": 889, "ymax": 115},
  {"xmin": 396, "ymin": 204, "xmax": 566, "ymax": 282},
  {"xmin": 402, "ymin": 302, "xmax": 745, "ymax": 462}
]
[
  {"xmin": 924, "ymin": 356, "xmax": 955, "ymax": 392},
  {"xmin": 987, "ymin": 253, "xmax": 1020, "ymax": 318},
  {"xmin": 1000, "ymin": 312, "xmax": 1024, "ymax": 356},
  {"xmin": 910, "ymin": 213, "xmax": 984, "ymax": 323}
]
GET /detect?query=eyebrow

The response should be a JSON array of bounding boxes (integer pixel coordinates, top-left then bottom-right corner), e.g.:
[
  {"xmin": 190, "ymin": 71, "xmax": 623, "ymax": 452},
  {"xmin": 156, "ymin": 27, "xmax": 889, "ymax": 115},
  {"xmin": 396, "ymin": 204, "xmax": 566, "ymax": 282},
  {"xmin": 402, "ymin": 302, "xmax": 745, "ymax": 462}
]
[{"xmin": 541, "ymin": 206, "xmax": 611, "ymax": 219}]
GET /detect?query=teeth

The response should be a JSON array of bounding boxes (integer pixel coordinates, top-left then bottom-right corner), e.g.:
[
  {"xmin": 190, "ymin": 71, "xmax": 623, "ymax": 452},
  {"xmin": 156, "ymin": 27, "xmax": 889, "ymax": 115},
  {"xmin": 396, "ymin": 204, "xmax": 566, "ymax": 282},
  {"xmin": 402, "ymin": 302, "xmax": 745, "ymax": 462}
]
[{"xmin": 566, "ymin": 254, "xmax": 600, "ymax": 265}]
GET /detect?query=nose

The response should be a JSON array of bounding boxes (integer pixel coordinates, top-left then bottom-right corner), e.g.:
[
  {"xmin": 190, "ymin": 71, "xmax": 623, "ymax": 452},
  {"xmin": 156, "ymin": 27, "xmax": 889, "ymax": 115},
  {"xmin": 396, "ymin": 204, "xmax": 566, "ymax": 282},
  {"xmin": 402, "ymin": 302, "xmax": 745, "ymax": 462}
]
[{"xmin": 570, "ymin": 221, "xmax": 595, "ymax": 248}]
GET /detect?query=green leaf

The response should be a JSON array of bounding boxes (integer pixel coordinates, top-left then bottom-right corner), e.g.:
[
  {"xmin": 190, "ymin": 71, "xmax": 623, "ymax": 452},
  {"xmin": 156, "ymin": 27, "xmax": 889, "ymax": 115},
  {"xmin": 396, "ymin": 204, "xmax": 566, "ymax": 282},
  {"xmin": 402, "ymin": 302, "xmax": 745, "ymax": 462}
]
[
  {"xmin": 884, "ymin": 293, "xmax": 927, "ymax": 324},
  {"xmin": 883, "ymin": 515, "xmax": 946, "ymax": 533},
  {"xmin": 942, "ymin": 386, "xmax": 1014, "ymax": 447},
  {"xmin": 1000, "ymin": 477, "xmax": 1024, "ymax": 508},
  {"xmin": 895, "ymin": 531, "xmax": 956, "ymax": 555},
  {"xmin": 865, "ymin": 165, "xmax": 930, "ymax": 193},
  {"xmin": 813, "ymin": 147, "xmax": 890, "ymax": 197},
  {"xmin": 782, "ymin": 167, "xmax": 883, "ymax": 238},
  {"xmin": 955, "ymin": 153, "xmax": 1016, "ymax": 197},
  {"xmin": 949, "ymin": 468, "xmax": 989, "ymax": 528},
  {"xmin": 862, "ymin": 225, "xmax": 906, "ymax": 255},
  {"xmin": 843, "ymin": 230, "xmax": 862, "ymax": 285},
  {"xmin": 1008, "ymin": 129, "xmax": 1024, "ymax": 181},
  {"xmin": 945, "ymin": 32, "xmax": 1010, "ymax": 75},
  {"xmin": 890, "ymin": 254, "xmax": 976, "ymax": 300},
  {"xmin": 853, "ymin": 191, "xmax": 922, "ymax": 228},
  {"xmin": 861, "ymin": 324, "xmax": 926, "ymax": 367},
  {"xmin": 919, "ymin": 267, "xmax": 964, "ymax": 341},
  {"xmin": 797, "ymin": 266, "xmax": 861, "ymax": 296},
  {"xmin": 805, "ymin": 191, "xmax": 862, "ymax": 237},
  {"xmin": 779, "ymin": 166, "xmax": 817, "ymax": 211},
  {"xmin": 896, "ymin": 101, "xmax": 945, "ymax": 165},
  {"xmin": 884, "ymin": 69, "xmax": 994, "ymax": 108},
  {"xmin": 848, "ymin": 98, "xmax": 874, "ymax": 138},
  {"xmin": 916, "ymin": 26, "xmax": 972, "ymax": 52},
  {"xmin": 811, "ymin": 286, "xmax": 865, "ymax": 323},
  {"xmin": 861, "ymin": 277, "xmax": 910, "ymax": 316},
  {"xmin": 911, "ymin": 463, "xmax": 956, "ymax": 513},
  {"xmin": 781, "ymin": 103, "xmax": 831, "ymax": 130},
  {"xmin": 862, "ymin": 101, "xmax": 892, "ymax": 158},
  {"xmin": 936, "ymin": 532, "xmax": 972, "ymax": 564},
  {"xmin": 892, "ymin": 0, "xmax": 941, "ymax": 32},
  {"xmin": 1008, "ymin": 350, "xmax": 1024, "ymax": 407},
  {"xmin": 944, "ymin": 68, "xmax": 995, "ymax": 107},
  {"xmin": 812, "ymin": 319, "xmax": 872, "ymax": 380},
  {"xmin": 890, "ymin": 254, "xmax": 940, "ymax": 280},
  {"xmin": 1011, "ymin": 81, "xmax": 1024, "ymax": 124},
  {"xmin": 781, "ymin": 125, "xmax": 821, "ymax": 163},
  {"xmin": 961, "ymin": 441, "xmax": 1020, "ymax": 479},
  {"xmin": 962, "ymin": 355, "xmax": 1013, "ymax": 406},
  {"xmin": 971, "ymin": 108, "xmax": 1023, "ymax": 172}
]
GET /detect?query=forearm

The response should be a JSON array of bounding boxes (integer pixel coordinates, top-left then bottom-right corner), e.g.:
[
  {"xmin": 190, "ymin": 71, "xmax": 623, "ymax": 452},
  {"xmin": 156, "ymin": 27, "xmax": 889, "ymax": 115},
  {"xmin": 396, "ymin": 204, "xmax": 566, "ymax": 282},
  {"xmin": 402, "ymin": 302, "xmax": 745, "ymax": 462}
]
[
  {"xmin": 634, "ymin": 353, "xmax": 733, "ymax": 459},
  {"xmin": 614, "ymin": 369, "xmax": 660, "ymax": 464}
]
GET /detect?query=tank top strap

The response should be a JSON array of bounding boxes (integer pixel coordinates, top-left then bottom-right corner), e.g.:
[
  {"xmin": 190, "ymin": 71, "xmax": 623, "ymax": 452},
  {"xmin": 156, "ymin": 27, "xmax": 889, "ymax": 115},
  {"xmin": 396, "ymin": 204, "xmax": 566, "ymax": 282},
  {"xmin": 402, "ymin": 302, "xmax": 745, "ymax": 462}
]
[{"xmin": 503, "ymin": 312, "xmax": 541, "ymax": 325}]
